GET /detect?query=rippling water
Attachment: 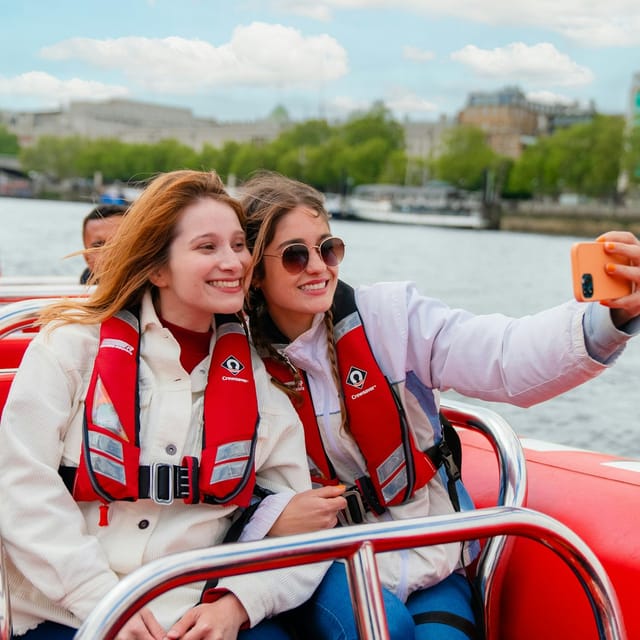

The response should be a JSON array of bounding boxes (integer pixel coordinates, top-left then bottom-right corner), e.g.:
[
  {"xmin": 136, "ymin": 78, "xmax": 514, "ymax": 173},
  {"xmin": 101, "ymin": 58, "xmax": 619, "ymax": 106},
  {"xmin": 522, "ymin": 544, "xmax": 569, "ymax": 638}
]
[{"xmin": 1, "ymin": 197, "xmax": 639, "ymax": 458}]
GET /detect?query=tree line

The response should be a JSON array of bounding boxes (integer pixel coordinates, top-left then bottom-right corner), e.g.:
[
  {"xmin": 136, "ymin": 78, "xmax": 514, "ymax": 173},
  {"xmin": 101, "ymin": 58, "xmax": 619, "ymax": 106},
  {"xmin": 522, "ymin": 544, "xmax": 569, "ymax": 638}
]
[{"xmin": 1, "ymin": 102, "xmax": 639, "ymax": 200}]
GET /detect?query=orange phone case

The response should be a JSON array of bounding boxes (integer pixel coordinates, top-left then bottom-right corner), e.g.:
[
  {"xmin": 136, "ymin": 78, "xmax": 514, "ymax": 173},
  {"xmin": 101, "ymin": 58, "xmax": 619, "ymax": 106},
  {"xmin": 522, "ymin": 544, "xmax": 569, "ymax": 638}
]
[{"xmin": 571, "ymin": 242, "xmax": 631, "ymax": 302}]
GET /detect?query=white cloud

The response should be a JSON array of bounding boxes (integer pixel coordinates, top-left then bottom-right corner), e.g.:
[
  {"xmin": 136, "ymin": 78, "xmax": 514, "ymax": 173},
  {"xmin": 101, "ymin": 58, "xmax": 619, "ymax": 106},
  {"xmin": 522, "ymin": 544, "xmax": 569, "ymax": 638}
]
[
  {"xmin": 451, "ymin": 42, "xmax": 594, "ymax": 87},
  {"xmin": 0, "ymin": 71, "xmax": 129, "ymax": 107},
  {"xmin": 324, "ymin": 90, "xmax": 438, "ymax": 119},
  {"xmin": 386, "ymin": 90, "xmax": 438, "ymax": 115},
  {"xmin": 291, "ymin": 0, "xmax": 640, "ymax": 47},
  {"xmin": 271, "ymin": 0, "xmax": 333, "ymax": 21},
  {"xmin": 326, "ymin": 95, "xmax": 370, "ymax": 116},
  {"xmin": 526, "ymin": 90, "xmax": 579, "ymax": 106},
  {"xmin": 40, "ymin": 22, "xmax": 348, "ymax": 94},
  {"xmin": 403, "ymin": 46, "xmax": 435, "ymax": 63}
]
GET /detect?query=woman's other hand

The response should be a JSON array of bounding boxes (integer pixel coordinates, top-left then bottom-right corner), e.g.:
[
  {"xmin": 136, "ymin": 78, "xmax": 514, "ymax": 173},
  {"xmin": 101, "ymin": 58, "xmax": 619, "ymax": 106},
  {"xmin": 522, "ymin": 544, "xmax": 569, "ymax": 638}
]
[
  {"xmin": 164, "ymin": 594, "xmax": 248, "ymax": 640},
  {"xmin": 597, "ymin": 231, "xmax": 640, "ymax": 326},
  {"xmin": 269, "ymin": 485, "xmax": 347, "ymax": 536},
  {"xmin": 115, "ymin": 606, "xmax": 165, "ymax": 639}
]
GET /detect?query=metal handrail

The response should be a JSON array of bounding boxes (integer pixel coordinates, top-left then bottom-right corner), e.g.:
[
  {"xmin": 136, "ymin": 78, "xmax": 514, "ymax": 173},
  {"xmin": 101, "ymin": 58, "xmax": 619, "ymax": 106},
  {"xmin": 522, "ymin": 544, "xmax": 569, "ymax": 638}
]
[
  {"xmin": 75, "ymin": 506, "xmax": 626, "ymax": 640},
  {"xmin": 0, "ymin": 279, "xmax": 88, "ymax": 305},
  {"xmin": 0, "ymin": 542, "xmax": 10, "ymax": 640},
  {"xmin": 0, "ymin": 298, "xmax": 65, "ymax": 339},
  {"xmin": 440, "ymin": 398, "xmax": 528, "ymax": 636}
]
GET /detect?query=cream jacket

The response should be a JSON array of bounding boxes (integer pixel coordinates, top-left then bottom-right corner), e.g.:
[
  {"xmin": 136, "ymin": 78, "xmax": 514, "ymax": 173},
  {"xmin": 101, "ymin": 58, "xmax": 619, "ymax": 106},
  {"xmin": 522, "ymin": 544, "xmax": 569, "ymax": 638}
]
[
  {"xmin": 280, "ymin": 281, "xmax": 634, "ymax": 602},
  {"xmin": 0, "ymin": 292, "xmax": 323, "ymax": 635}
]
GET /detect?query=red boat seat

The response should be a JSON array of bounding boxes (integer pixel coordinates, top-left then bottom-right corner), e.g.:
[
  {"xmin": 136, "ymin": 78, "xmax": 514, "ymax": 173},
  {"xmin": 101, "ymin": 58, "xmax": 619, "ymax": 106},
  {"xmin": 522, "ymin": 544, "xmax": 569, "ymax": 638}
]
[
  {"xmin": 0, "ymin": 369, "xmax": 16, "ymax": 416},
  {"xmin": 0, "ymin": 333, "xmax": 35, "ymax": 368},
  {"xmin": 459, "ymin": 428, "xmax": 639, "ymax": 640}
]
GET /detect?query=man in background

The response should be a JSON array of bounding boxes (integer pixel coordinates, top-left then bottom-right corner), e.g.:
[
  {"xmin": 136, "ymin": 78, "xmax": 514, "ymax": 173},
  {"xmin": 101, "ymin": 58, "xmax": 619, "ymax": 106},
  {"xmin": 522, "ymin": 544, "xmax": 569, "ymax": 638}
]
[{"xmin": 80, "ymin": 204, "xmax": 127, "ymax": 284}]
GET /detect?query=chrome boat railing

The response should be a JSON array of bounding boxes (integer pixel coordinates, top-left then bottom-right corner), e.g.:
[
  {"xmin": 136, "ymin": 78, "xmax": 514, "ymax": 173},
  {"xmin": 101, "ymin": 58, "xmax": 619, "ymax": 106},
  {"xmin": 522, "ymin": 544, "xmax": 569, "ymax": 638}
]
[
  {"xmin": 0, "ymin": 542, "xmax": 10, "ymax": 640},
  {"xmin": 74, "ymin": 506, "xmax": 626, "ymax": 640},
  {"xmin": 0, "ymin": 278, "xmax": 89, "ymax": 306},
  {"xmin": 439, "ymin": 398, "xmax": 528, "ymax": 636},
  {"xmin": 0, "ymin": 298, "xmax": 66, "ymax": 338}
]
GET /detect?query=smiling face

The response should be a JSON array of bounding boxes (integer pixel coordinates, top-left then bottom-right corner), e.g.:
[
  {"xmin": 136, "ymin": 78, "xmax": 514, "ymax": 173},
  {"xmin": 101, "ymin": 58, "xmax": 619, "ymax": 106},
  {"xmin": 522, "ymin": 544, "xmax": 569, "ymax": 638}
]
[
  {"xmin": 150, "ymin": 197, "xmax": 250, "ymax": 332},
  {"xmin": 256, "ymin": 205, "xmax": 339, "ymax": 340}
]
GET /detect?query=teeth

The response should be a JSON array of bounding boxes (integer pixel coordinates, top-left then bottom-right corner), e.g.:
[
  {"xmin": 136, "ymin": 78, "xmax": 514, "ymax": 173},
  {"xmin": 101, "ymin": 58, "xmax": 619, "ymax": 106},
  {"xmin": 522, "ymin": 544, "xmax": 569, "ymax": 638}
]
[
  {"xmin": 300, "ymin": 282, "xmax": 326, "ymax": 291},
  {"xmin": 210, "ymin": 280, "xmax": 240, "ymax": 288}
]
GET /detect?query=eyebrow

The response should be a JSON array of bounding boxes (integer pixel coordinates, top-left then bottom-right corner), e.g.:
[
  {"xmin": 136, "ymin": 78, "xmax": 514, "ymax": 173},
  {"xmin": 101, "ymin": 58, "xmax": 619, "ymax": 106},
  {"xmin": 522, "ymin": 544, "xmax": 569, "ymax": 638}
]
[{"xmin": 275, "ymin": 233, "xmax": 331, "ymax": 251}]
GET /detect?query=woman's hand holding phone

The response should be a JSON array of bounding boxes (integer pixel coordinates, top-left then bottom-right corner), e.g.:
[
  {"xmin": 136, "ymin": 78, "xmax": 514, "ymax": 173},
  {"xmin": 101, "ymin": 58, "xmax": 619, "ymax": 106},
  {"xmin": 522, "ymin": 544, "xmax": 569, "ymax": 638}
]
[
  {"xmin": 571, "ymin": 240, "xmax": 632, "ymax": 302},
  {"xmin": 572, "ymin": 231, "xmax": 640, "ymax": 328}
]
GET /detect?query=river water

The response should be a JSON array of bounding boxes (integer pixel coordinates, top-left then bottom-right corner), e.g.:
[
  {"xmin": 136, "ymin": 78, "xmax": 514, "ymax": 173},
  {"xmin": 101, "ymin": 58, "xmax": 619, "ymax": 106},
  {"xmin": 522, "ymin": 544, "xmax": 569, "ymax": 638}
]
[{"xmin": 1, "ymin": 196, "xmax": 639, "ymax": 458}]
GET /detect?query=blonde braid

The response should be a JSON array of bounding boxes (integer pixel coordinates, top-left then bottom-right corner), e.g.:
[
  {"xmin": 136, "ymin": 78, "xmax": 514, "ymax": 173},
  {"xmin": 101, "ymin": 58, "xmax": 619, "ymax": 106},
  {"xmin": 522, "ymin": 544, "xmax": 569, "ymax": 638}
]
[
  {"xmin": 248, "ymin": 289, "xmax": 303, "ymax": 405},
  {"xmin": 324, "ymin": 309, "xmax": 349, "ymax": 434}
]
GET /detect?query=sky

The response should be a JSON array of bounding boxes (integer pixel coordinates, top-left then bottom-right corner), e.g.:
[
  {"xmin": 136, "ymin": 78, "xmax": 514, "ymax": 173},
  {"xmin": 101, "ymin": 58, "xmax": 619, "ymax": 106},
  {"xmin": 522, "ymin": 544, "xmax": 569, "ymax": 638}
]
[{"xmin": 1, "ymin": 0, "xmax": 639, "ymax": 124}]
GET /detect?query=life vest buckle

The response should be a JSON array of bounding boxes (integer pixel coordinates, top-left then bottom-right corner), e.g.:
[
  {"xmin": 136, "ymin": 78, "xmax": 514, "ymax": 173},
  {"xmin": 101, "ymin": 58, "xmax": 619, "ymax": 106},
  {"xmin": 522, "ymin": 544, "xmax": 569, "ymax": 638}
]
[
  {"xmin": 439, "ymin": 442, "xmax": 461, "ymax": 483},
  {"xmin": 150, "ymin": 463, "xmax": 174, "ymax": 504},
  {"xmin": 337, "ymin": 487, "xmax": 367, "ymax": 526}
]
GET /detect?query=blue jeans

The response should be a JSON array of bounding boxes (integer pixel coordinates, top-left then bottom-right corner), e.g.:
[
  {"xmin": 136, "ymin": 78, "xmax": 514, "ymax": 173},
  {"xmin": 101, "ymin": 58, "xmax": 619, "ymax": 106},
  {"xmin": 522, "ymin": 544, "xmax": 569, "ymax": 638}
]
[
  {"xmin": 407, "ymin": 572, "xmax": 478, "ymax": 640},
  {"xmin": 16, "ymin": 617, "xmax": 293, "ymax": 640},
  {"xmin": 15, "ymin": 622, "xmax": 76, "ymax": 639},
  {"xmin": 287, "ymin": 562, "xmax": 478, "ymax": 640}
]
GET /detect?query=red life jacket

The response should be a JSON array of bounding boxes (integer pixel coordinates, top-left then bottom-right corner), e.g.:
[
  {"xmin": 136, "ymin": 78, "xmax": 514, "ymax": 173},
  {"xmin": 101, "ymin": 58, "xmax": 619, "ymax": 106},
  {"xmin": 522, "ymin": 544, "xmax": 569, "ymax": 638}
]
[
  {"xmin": 264, "ymin": 282, "xmax": 437, "ymax": 511},
  {"xmin": 70, "ymin": 310, "xmax": 259, "ymax": 511}
]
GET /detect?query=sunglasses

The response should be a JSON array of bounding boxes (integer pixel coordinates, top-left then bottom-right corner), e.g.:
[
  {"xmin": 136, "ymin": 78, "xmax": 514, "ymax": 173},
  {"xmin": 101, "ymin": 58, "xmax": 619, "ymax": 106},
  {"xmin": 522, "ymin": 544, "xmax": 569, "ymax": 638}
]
[{"xmin": 264, "ymin": 236, "xmax": 345, "ymax": 274}]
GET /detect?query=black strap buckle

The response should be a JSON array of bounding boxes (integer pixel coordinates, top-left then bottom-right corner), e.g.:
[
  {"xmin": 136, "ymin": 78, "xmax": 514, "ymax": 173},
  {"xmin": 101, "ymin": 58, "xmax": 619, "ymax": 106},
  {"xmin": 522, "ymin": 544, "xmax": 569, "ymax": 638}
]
[
  {"xmin": 150, "ymin": 463, "xmax": 173, "ymax": 504},
  {"xmin": 439, "ymin": 441, "xmax": 461, "ymax": 482},
  {"xmin": 337, "ymin": 487, "xmax": 367, "ymax": 526}
]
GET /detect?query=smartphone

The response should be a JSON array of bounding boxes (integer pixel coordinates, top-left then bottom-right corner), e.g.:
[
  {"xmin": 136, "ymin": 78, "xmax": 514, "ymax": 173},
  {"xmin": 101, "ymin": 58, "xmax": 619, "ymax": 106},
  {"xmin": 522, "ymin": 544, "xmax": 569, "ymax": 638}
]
[{"xmin": 571, "ymin": 242, "xmax": 632, "ymax": 302}]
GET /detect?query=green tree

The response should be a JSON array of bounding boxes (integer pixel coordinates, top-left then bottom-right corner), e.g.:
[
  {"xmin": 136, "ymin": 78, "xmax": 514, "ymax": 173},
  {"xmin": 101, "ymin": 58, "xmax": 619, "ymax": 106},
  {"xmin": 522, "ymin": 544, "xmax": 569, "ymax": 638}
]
[
  {"xmin": 229, "ymin": 142, "xmax": 276, "ymax": 182},
  {"xmin": 0, "ymin": 125, "xmax": 19, "ymax": 155},
  {"xmin": 304, "ymin": 138, "xmax": 350, "ymax": 192},
  {"xmin": 19, "ymin": 136, "xmax": 87, "ymax": 179},
  {"xmin": 340, "ymin": 102, "xmax": 404, "ymax": 151},
  {"xmin": 622, "ymin": 125, "xmax": 640, "ymax": 189},
  {"xmin": 508, "ymin": 138, "xmax": 557, "ymax": 197},
  {"xmin": 343, "ymin": 138, "xmax": 392, "ymax": 185},
  {"xmin": 201, "ymin": 141, "xmax": 241, "ymax": 184},
  {"xmin": 144, "ymin": 138, "xmax": 199, "ymax": 173},
  {"xmin": 509, "ymin": 115, "xmax": 624, "ymax": 200},
  {"xmin": 434, "ymin": 125, "xmax": 497, "ymax": 190}
]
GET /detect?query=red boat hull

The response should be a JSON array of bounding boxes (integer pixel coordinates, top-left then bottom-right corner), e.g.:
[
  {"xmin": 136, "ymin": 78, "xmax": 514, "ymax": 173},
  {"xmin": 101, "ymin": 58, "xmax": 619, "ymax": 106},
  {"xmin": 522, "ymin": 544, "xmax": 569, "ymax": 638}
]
[{"xmin": 460, "ymin": 429, "xmax": 640, "ymax": 639}]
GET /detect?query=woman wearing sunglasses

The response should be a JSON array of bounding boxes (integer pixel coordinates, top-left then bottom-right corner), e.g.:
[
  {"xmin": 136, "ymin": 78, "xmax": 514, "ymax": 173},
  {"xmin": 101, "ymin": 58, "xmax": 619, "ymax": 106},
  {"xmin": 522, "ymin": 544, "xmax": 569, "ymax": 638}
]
[{"xmin": 241, "ymin": 171, "xmax": 640, "ymax": 640}]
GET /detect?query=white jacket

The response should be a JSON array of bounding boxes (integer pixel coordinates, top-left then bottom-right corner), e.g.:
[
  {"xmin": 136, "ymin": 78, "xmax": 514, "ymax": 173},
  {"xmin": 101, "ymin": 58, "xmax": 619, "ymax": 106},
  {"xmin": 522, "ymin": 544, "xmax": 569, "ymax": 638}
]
[
  {"xmin": 0, "ymin": 292, "xmax": 323, "ymax": 635},
  {"xmin": 280, "ymin": 281, "xmax": 634, "ymax": 602}
]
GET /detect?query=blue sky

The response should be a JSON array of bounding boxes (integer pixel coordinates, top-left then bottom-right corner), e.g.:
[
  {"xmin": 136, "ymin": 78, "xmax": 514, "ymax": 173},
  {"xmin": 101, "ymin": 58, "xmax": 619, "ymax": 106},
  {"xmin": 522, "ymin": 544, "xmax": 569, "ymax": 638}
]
[{"xmin": 1, "ymin": 0, "xmax": 639, "ymax": 123}]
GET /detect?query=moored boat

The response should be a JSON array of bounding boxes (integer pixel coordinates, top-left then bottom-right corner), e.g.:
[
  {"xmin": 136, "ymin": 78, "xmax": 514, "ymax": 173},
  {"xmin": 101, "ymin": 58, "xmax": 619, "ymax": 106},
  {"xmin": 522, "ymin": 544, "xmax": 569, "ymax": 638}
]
[
  {"xmin": 346, "ymin": 182, "xmax": 489, "ymax": 229},
  {"xmin": 0, "ymin": 287, "xmax": 636, "ymax": 639}
]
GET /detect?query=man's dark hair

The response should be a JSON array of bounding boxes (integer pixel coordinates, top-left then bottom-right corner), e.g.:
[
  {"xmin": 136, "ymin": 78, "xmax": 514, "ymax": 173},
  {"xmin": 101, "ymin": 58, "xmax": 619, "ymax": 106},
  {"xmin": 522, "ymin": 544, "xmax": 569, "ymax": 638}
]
[{"xmin": 82, "ymin": 204, "xmax": 128, "ymax": 235}]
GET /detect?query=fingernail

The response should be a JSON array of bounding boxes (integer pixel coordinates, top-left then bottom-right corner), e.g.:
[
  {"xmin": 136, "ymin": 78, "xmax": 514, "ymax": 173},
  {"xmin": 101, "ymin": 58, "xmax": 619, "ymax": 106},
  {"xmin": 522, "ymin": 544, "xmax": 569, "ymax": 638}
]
[
  {"xmin": 605, "ymin": 263, "xmax": 616, "ymax": 273},
  {"xmin": 605, "ymin": 242, "xmax": 615, "ymax": 250}
]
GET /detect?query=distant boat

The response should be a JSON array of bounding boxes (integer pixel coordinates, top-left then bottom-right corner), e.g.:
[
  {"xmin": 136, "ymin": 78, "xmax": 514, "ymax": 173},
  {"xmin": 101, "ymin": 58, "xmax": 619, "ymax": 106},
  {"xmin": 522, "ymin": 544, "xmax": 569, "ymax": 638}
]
[
  {"xmin": 346, "ymin": 182, "xmax": 488, "ymax": 229},
  {"xmin": 98, "ymin": 184, "xmax": 143, "ymax": 206},
  {"xmin": 323, "ymin": 192, "xmax": 348, "ymax": 219}
]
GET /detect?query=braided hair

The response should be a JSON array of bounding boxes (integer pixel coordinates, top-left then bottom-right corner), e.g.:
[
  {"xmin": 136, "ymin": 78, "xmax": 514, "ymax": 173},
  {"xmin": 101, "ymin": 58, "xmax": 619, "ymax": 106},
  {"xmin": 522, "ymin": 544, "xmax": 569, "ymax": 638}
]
[{"xmin": 241, "ymin": 171, "xmax": 349, "ymax": 432}]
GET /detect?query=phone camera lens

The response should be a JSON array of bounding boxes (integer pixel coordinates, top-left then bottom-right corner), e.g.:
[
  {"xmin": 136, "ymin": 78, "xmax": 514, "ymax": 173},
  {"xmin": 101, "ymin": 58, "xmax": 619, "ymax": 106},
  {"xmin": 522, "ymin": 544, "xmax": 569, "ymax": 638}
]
[{"xmin": 581, "ymin": 273, "xmax": 594, "ymax": 298}]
